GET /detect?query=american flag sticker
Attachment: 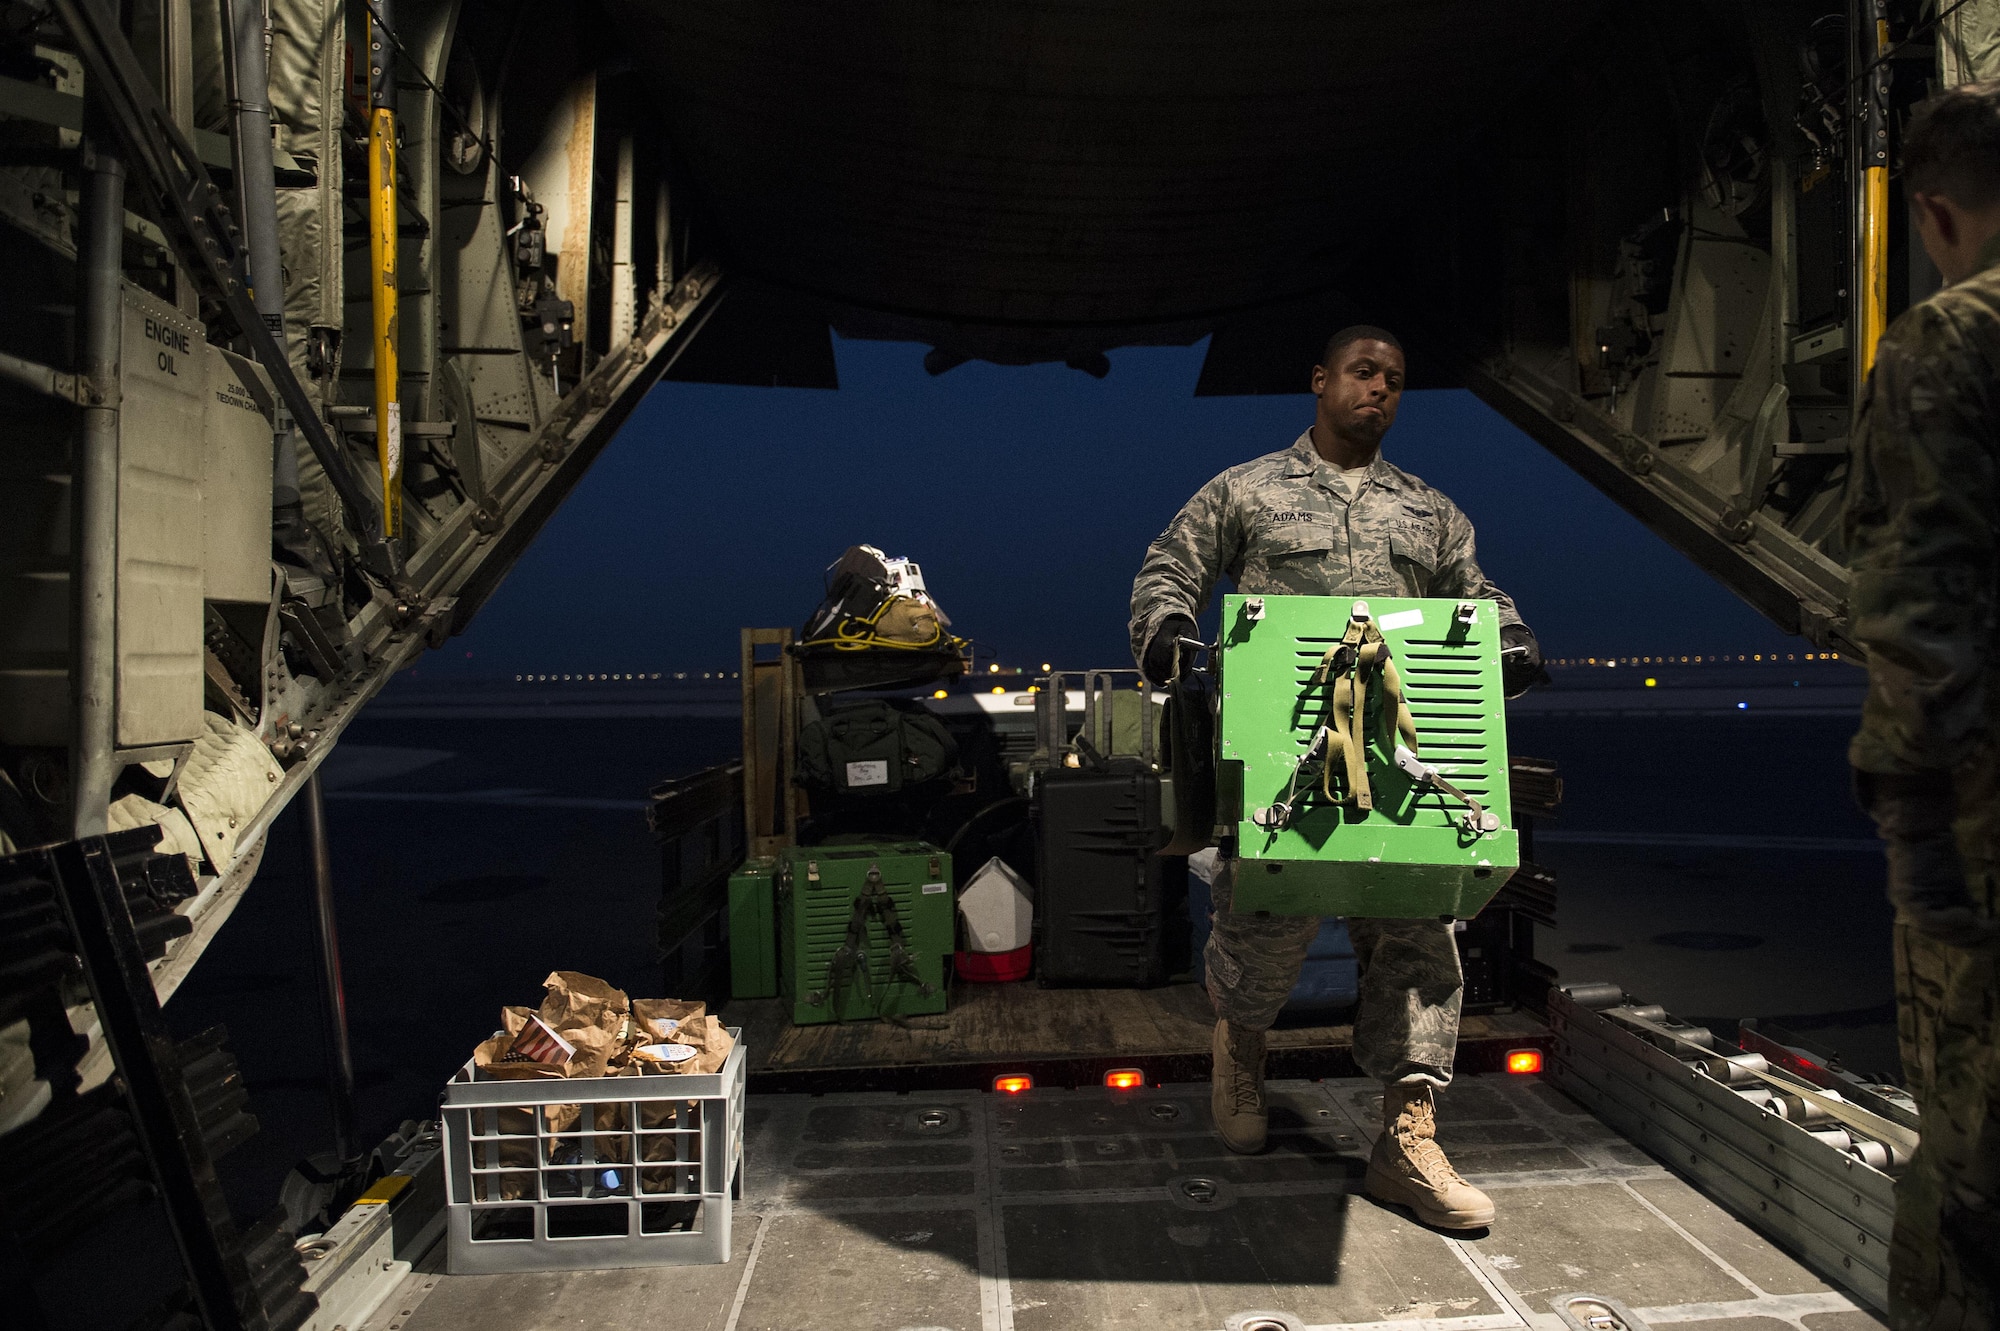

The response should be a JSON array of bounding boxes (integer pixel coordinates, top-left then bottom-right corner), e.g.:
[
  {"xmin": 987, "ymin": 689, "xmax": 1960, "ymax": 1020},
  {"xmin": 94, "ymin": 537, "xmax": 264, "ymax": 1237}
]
[{"xmin": 503, "ymin": 1015, "xmax": 575, "ymax": 1067}]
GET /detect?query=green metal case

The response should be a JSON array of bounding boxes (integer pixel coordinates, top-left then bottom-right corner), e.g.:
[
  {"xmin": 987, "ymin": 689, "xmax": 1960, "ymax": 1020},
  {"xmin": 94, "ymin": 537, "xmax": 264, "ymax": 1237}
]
[
  {"xmin": 777, "ymin": 842, "xmax": 953, "ymax": 1025},
  {"xmin": 727, "ymin": 857, "xmax": 779, "ymax": 999},
  {"xmin": 1219, "ymin": 593, "xmax": 1516, "ymax": 918}
]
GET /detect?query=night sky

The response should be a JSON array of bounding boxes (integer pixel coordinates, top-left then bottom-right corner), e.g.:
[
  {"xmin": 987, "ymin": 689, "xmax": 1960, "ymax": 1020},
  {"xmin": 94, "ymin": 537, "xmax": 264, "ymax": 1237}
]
[{"xmin": 440, "ymin": 336, "xmax": 1799, "ymax": 677}]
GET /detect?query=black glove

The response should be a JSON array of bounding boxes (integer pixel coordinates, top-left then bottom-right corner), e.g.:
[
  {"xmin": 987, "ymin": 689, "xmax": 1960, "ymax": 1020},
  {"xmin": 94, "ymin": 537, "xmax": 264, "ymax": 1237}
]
[
  {"xmin": 1142, "ymin": 614, "xmax": 1199, "ymax": 685},
  {"xmin": 1499, "ymin": 623, "xmax": 1551, "ymax": 699},
  {"xmin": 1855, "ymin": 767, "xmax": 2000, "ymax": 950}
]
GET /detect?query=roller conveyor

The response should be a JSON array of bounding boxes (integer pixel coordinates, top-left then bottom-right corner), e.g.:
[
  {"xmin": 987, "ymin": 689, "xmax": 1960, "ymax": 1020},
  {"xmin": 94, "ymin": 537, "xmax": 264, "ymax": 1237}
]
[{"xmin": 1548, "ymin": 982, "xmax": 1918, "ymax": 1308}]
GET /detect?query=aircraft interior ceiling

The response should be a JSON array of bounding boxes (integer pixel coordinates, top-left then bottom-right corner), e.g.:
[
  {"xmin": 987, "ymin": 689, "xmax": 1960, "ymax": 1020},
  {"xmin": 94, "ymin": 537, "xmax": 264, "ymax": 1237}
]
[{"xmin": 613, "ymin": 0, "xmax": 1602, "ymax": 350}]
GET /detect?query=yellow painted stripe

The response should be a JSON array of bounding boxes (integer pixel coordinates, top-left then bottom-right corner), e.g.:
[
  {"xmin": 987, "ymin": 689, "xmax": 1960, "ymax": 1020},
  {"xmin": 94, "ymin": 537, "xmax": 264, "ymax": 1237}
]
[
  {"xmin": 352, "ymin": 1173, "xmax": 412, "ymax": 1206},
  {"xmin": 1859, "ymin": 165, "xmax": 1890, "ymax": 376},
  {"xmin": 1859, "ymin": 16, "xmax": 1892, "ymax": 378},
  {"xmin": 368, "ymin": 100, "xmax": 402, "ymax": 538}
]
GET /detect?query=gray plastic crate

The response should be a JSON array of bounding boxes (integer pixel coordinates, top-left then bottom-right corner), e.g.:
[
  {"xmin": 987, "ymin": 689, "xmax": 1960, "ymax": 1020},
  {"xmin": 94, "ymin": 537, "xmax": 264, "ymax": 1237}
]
[{"xmin": 440, "ymin": 1032, "xmax": 745, "ymax": 1273}]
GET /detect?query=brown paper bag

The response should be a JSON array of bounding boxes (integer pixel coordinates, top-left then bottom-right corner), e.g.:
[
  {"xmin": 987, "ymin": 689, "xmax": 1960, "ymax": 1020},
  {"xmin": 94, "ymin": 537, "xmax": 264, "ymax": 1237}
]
[
  {"xmin": 632, "ymin": 998, "xmax": 706, "ymax": 1041},
  {"xmin": 468, "ymin": 1105, "xmax": 543, "ymax": 1200},
  {"xmin": 471, "ymin": 1034, "xmax": 567, "ymax": 1082},
  {"xmin": 632, "ymin": 1014, "xmax": 734, "ymax": 1075},
  {"xmin": 539, "ymin": 971, "xmax": 630, "ymax": 1037},
  {"xmin": 544, "ymin": 1098, "xmax": 635, "ymax": 1136},
  {"xmin": 563, "ymin": 1024, "xmax": 621, "ymax": 1080},
  {"xmin": 636, "ymin": 1097, "xmax": 705, "ymax": 1195},
  {"xmin": 677, "ymin": 1015, "xmax": 736, "ymax": 1075}
]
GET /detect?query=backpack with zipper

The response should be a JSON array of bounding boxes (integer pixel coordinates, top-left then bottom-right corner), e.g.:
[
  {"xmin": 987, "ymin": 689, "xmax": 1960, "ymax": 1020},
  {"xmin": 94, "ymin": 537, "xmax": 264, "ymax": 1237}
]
[{"xmin": 798, "ymin": 700, "xmax": 960, "ymax": 795}]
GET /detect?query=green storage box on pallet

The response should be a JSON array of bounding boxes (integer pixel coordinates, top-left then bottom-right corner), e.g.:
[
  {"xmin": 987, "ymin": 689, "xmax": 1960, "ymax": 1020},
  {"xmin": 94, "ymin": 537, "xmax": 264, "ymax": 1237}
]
[
  {"xmin": 1219, "ymin": 593, "xmax": 1516, "ymax": 919},
  {"xmin": 728, "ymin": 858, "xmax": 779, "ymax": 999},
  {"xmin": 777, "ymin": 842, "xmax": 953, "ymax": 1025}
]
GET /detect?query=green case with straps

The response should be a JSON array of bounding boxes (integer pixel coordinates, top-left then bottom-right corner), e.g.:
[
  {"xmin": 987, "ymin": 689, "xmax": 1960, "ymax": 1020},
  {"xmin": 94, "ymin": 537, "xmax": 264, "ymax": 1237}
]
[
  {"xmin": 1219, "ymin": 593, "xmax": 1517, "ymax": 919},
  {"xmin": 727, "ymin": 857, "xmax": 779, "ymax": 999},
  {"xmin": 776, "ymin": 842, "xmax": 953, "ymax": 1024}
]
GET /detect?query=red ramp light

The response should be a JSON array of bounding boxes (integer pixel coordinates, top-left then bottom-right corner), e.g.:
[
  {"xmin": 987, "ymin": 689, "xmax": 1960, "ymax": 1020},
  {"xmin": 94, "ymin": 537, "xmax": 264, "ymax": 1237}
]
[
  {"xmin": 1104, "ymin": 1068, "xmax": 1144, "ymax": 1090},
  {"xmin": 992, "ymin": 1074, "xmax": 1033, "ymax": 1094},
  {"xmin": 1506, "ymin": 1048, "xmax": 1544, "ymax": 1075}
]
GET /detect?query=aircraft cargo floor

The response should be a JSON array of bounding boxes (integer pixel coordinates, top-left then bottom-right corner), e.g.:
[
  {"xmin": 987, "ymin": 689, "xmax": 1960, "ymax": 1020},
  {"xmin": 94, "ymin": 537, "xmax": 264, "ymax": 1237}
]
[
  {"xmin": 366, "ymin": 1072, "xmax": 1884, "ymax": 1331},
  {"xmin": 724, "ymin": 980, "xmax": 1551, "ymax": 1091}
]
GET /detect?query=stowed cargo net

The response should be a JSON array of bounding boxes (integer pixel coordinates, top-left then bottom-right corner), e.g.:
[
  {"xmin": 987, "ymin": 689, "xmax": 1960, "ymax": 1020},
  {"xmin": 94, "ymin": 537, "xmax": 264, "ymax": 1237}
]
[{"xmin": 1219, "ymin": 594, "xmax": 1518, "ymax": 920}]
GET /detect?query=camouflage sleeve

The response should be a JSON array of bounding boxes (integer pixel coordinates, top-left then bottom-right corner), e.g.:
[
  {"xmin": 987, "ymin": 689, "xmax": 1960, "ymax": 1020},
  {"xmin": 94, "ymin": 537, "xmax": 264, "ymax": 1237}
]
[
  {"xmin": 1429, "ymin": 496, "xmax": 1525, "ymax": 631},
  {"xmin": 1130, "ymin": 472, "xmax": 1242, "ymax": 666},
  {"xmin": 1843, "ymin": 306, "xmax": 1997, "ymax": 775}
]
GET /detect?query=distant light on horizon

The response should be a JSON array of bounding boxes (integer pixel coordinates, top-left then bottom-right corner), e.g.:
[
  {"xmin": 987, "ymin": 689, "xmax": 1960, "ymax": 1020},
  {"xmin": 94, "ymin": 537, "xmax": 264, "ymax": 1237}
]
[
  {"xmin": 508, "ymin": 668, "xmax": 737, "ymax": 683},
  {"xmin": 1546, "ymin": 651, "xmax": 1844, "ymax": 667}
]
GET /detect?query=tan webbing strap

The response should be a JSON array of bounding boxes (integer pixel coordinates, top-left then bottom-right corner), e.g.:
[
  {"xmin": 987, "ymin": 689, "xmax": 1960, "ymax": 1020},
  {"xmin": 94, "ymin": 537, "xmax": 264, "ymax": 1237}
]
[
  {"xmin": 1376, "ymin": 651, "xmax": 1420, "ymax": 756},
  {"xmin": 1313, "ymin": 612, "xmax": 1420, "ymax": 812}
]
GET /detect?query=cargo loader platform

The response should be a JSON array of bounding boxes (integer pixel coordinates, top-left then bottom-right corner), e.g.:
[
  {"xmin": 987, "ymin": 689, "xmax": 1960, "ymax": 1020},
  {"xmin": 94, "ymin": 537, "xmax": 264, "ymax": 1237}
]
[
  {"xmin": 360, "ymin": 1068, "xmax": 1885, "ymax": 1331},
  {"xmin": 726, "ymin": 980, "xmax": 1551, "ymax": 1094}
]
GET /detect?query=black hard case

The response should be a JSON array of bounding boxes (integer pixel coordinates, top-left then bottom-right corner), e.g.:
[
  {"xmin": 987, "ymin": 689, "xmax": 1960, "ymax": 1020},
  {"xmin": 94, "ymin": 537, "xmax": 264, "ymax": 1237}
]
[{"xmin": 1031, "ymin": 671, "xmax": 1185, "ymax": 987}]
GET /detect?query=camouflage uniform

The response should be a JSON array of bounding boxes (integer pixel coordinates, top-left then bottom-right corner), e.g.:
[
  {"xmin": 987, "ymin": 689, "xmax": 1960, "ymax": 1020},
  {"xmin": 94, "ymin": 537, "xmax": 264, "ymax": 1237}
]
[
  {"xmin": 1132, "ymin": 431, "xmax": 1524, "ymax": 1086},
  {"xmin": 1844, "ymin": 234, "xmax": 2000, "ymax": 1331}
]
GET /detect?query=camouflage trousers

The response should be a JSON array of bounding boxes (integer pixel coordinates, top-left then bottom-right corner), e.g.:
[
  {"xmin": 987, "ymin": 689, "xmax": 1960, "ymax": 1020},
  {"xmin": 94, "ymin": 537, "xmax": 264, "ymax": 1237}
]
[
  {"xmin": 1889, "ymin": 839, "xmax": 1999, "ymax": 1331},
  {"xmin": 1202, "ymin": 856, "xmax": 1462, "ymax": 1086}
]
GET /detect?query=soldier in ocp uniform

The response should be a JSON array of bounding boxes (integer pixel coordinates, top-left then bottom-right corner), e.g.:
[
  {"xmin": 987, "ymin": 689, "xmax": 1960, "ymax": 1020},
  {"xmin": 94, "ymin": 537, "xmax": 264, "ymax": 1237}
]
[
  {"xmin": 1130, "ymin": 326, "xmax": 1547, "ymax": 1230},
  {"xmin": 1844, "ymin": 80, "xmax": 2000, "ymax": 1331}
]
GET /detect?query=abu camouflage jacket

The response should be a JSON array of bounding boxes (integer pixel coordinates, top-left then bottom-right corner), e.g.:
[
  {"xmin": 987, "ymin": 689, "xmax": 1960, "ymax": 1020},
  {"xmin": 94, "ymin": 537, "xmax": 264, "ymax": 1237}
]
[
  {"xmin": 1129, "ymin": 432, "xmax": 1523, "ymax": 665},
  {"xmin": 1844, "ymin": 234, "xmax": 2000, "ymax": 776}
]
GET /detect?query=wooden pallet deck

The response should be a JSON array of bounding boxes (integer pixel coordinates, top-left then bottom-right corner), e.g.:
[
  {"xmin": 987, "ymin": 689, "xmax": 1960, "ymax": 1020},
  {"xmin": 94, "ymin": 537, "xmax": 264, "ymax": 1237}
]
[{"xmin": 721, "ymin": 981, "xmax": 1545, "ymax": 1078}]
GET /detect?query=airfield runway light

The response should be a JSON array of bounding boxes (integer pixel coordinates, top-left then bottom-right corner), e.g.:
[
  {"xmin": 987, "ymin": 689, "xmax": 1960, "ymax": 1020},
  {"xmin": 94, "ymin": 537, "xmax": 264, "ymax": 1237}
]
[
  {"xmin": 989, "ymin": 663, "xmax": 1001, "ymax": 674},
  {"xmin": 1645, "ymin": 678, "xmax": 1656, "ymax": 688},
  {"xmin": 993, "ymin": 1074, "xmax": 1033, "ymax": 1094},
  {"xmin": 1506, "ymin": 1049, "xmax": 1544, "ymax": 1075},
  {"xmin": 1737, "ymin": 702, "xmax": 1749, "ymax": 710},
  {"xmin": 991, "ymin": 686, "xmax": 1007, "ymax": 695},
  {"xmin": 934, "ymin": 689, "xmax": 949, "ymax": 699},
  {"xmin": 1104, "ymin": 1068, "xmax": 1144, "ymax": 1090}
]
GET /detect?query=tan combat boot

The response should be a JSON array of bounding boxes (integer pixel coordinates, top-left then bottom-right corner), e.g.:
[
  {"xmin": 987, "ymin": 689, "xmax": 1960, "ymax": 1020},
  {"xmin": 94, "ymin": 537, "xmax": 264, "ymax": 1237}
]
[
  {"xmin": 1364, "ymin": 1082, "xmax": 1496, "ymax": 1230},
  {"xmin": 1210, "ymin": 1020, "xmax": 1268, "ymax": 1154}
]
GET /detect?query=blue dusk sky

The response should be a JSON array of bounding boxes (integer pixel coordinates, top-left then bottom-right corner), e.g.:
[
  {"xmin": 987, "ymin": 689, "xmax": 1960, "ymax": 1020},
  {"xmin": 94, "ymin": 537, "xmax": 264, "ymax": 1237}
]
[{"xmin": 436, "ymin": 336, "xmax": 1798, "ymax": 677}]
